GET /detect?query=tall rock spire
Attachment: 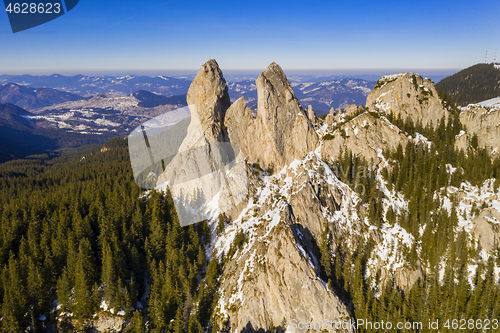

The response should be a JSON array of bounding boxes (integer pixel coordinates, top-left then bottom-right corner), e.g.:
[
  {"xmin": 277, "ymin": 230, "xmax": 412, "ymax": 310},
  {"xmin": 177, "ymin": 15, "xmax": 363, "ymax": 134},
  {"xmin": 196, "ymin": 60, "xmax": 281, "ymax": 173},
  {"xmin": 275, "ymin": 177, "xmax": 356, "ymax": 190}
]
[
  {"xmin": 225, "ymin": 62, "xmax": 319, "ymax": 171},
  {"xmin": 157, "ymin": 60, "xmax": 247, "ymax": 226},
  {"xmin": 180, "ymin": 59, "xmax": 231, "ymax": 149}
]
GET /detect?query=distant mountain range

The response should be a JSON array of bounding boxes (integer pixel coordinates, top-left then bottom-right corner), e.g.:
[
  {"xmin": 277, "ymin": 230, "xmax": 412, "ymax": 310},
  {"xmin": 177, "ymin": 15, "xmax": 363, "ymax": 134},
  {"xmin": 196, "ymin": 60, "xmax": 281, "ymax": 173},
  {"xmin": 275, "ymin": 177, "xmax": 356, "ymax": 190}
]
[
  {"xmin": 1, "ymin": 74, "xmax": 376, "ymax": 115},
  {"xmin": 132, "ymin": 90, "xmax": 187, "ymax": 108},
  {"xmin": 228, "ymin": 78, "xmax": 375, "ymax": 114},
  {"xmin": 0, "ymin": 83, "xmax": 84, "ymax": 111},
  {"xmin": 3, "ymin": 67, "xmax": 478, "ymax": 162},
  {"xmin": 0, "ymin": 74, "xmax": 192, "ymax": 97},
  {"xmin": 0, "ymin": 89, "xmax": 189, "ymax": 161},
  {"xmin": 435, "ymin": 63, "xmax": 500, "ymax": 106}
]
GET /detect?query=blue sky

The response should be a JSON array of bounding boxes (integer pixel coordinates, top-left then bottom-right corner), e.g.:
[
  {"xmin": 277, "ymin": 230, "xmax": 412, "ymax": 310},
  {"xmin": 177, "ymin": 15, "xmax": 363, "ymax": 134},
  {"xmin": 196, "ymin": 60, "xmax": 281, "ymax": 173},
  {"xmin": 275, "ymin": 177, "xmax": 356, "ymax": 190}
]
[{"xmin": 0, "ymin": 0, "xmax": 499, "ymax": 74}]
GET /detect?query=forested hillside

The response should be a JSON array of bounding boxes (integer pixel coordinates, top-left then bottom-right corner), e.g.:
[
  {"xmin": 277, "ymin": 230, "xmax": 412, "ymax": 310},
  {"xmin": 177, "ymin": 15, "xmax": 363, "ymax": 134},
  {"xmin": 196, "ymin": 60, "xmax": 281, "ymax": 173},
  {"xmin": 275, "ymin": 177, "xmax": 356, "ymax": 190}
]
[
  {"xmin": 0, "ymin": 139, "xmax": 221, "ymax": 332},
  {"xmin": 435, "ymin": 63, "xmax": 500, "ymax": 106},
  {"xmin": 331, "ymin": 111, "xmax": 500, "ymax": 332}
]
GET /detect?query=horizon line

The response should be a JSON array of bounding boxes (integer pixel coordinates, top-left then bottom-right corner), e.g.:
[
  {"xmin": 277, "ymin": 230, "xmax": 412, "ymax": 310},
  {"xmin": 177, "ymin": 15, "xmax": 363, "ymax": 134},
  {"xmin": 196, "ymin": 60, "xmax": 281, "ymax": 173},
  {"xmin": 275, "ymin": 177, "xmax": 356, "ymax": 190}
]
[{"xmin": 0, "ymin": 67, "xmax": 464, "ymax": 76}]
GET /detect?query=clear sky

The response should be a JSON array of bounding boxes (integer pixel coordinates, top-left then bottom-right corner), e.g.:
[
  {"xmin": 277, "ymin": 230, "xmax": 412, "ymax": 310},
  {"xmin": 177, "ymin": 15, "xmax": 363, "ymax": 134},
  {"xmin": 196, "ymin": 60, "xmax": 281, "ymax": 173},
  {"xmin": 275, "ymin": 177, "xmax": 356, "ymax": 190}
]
[{"xmin": 0, "ymin": 0, "xmax": 499, "ymax": 74}]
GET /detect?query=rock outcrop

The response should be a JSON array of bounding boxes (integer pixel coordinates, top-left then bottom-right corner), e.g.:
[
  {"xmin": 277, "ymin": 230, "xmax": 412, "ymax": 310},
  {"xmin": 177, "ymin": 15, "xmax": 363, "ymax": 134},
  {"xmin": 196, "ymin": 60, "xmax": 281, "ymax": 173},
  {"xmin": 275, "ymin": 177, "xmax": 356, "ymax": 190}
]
[
  {"xmin": 322, "ymin": 111, "xmax": 409, "ymax": 163},
  {"xmin": 225, "ymin": 63, "xmax": 319, "ymax": 171},
  {"xmin": 306, "ymin": 104, "xmax": 318, "ymax": 124},
  {"xmin": 325, "ymin": 107, "xmax": 336, "ymax": 125},
  {"xmin": 366, "ymin": 73, "xmax": 448, "ymax": 128},
  {"xmin": 157, "ymin": 60, "xmax": 248, "ymax": 226},
  {"xmin": 180, "ymin": 59, "xmax": 230, "ymax": 148},
  {"xmin": 324, "ymin": 104, "xmax": 363, "ymax": 126},
  {"xmin": 214, "ymin": 154, "xmax": 359, "ymax": 332},
  {"xmin": 472, "ymin": 208, "xmax": 500, "ymax": 253},
  {"xmin": 456, "ymin": 104, "xmax": 500, "ymax": 156}
]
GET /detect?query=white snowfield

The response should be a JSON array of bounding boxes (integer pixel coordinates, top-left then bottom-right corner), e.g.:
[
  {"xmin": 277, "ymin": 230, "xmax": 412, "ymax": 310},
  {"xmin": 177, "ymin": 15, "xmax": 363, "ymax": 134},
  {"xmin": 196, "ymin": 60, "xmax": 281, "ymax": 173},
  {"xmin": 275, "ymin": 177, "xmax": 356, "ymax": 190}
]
[{"xmin": 477, "ymin": 96, "xmax": 500, "ymax": 108}]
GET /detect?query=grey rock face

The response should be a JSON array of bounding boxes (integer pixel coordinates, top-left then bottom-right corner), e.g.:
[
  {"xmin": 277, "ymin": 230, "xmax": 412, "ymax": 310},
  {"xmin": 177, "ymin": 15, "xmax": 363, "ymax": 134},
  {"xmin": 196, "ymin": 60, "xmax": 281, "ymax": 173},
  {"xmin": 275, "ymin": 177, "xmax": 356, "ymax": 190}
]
[
  {"xmin": 226, "ymin": 63, "xmax": 319, "ymax": 171},
  {"xmin": 157, "ymin": 60, "xmax": 247, "ymax": 226},
  {"xmin": 457, "ymin": 104, "xmax": 500, "ymax": 156},
  {"xmin": 322, "ymin": 112, "xmax": 409, "ymax": 163},
  {"xmin": 214, "ymin": 154, "xmax": 359, "ymax": 332},
  {"xmin": 366, "ymin": 73, "xmax": 448, "ymax": 128},
  {"xmin": 472, "ymin": 208, "xmax": 500, "ymax": 253}
]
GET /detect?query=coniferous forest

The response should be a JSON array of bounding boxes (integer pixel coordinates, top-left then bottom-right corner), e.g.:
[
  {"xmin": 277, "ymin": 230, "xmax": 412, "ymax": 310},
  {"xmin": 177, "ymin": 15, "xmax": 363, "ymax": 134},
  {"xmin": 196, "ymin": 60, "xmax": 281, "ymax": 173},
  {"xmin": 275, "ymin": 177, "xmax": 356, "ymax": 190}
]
[
  {"xmin": 0, "ymin": 139, "xmax": 221, "ymax": 332},
  {"xmin": 322, "ymin": 109, "xmax": 500, "ymax": 333}
]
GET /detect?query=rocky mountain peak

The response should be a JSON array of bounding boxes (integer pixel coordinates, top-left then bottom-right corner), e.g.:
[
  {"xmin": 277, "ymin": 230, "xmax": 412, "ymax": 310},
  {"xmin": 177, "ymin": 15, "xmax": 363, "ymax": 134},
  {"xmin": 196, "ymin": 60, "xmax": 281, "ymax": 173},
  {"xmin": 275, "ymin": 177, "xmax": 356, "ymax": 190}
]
[
  {"xmin": 256, "ymin": 62, "xmax": 297, "ymax": 122},
  {"xmin": 366, "ymin": 72, "xmax": 448, "ymax": 127},
  {"xmin": 157, "ymin": 60, "xmax": 242, "ymax": 226},
  {"xmin": 184, "ymin": 59, "xmax": 231, "ymax": 146},
  {"xmin": 226, "ymin": 62, "xmax": 319, "ymax": 171}
]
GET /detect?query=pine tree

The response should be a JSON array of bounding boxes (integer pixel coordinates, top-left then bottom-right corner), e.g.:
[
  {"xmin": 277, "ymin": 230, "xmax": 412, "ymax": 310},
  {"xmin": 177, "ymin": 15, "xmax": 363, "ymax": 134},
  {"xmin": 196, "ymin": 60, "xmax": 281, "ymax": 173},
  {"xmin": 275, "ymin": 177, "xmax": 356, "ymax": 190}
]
[
  {"xmin": 73, "ymin": 238, "xmax": 97, "ymax": 318},
  {"xmin": 1, "ymin": 257, "xmax": 27, "ymax": 332},
  {"xmin": 101, "ymin": 241, "xmax": 116, "ymax": 306},
  {"xmin": 26, "ymin": 257, "xmax": 43, "ymax": 330},
  {"xmin": 57, "ymin": 269, "xmax": 72, "ymax": 312},
  {"xmin": 129, "ymin": 310, "xmax": 145, "ymax": 333},
  {"xmin": 188, "ymin": 315, "xmax": 203, "ymax": 333},
  {"xmin": 319, "ymin": 224, "xmax": 331, "ymax": 280}
]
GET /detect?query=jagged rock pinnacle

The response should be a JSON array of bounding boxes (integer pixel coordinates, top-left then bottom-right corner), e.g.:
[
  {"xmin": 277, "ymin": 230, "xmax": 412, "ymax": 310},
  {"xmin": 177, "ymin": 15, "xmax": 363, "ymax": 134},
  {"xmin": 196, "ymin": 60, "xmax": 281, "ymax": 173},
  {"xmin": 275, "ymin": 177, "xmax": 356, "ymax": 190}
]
[
  {"xmin": 184, "ymin": 59, "xmax": 231, "ymax": 146},
  {"xmin": 226, "ymin": 62, "xmax": 319, "ymax": 170}
]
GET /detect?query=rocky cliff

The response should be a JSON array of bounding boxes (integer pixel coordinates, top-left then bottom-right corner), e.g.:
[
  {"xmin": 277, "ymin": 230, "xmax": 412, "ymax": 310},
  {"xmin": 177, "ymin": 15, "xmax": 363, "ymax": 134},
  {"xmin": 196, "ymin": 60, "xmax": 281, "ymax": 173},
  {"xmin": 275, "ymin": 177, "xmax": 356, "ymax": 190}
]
[
  {"xmin": 366, "ymin": 73, "xmax": 448, "ymax": 128},
  {"xmin": 322, "ymin": 111, "xmax": 409, "ymax": 163},
  {"xmin": 225, "ymin": 63, "xmax": 319, "ymax": 171},
  {"xmin": 157, "ymin": 60, "xmax": 246, "ymax": 226},
  {"xmin": 456, "ymin": 103, "xmax": 500, "ymax": 156},
  {"xmin": 213, "ymin": 153, "xmax": 359, "ymax": 332}
]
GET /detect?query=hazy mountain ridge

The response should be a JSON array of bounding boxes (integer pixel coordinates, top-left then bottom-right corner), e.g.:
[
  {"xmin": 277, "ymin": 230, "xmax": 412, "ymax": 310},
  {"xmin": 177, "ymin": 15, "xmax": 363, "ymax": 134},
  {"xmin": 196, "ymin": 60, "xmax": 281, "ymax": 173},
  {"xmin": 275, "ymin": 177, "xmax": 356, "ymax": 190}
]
[
  {"xmin": 0, "ymin": 83, "xmax": 84, "ymax": 111},
  {"xmin": 0, "ymin": 74, "xmax": 192, "ymax": 97},
  {"xmin": 132, "ymin": 90, "xmax": 187, "ymax": 108},
  {"xmin": 1, "ymin": 74, "xmax": 376, "ymax": 116}
]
